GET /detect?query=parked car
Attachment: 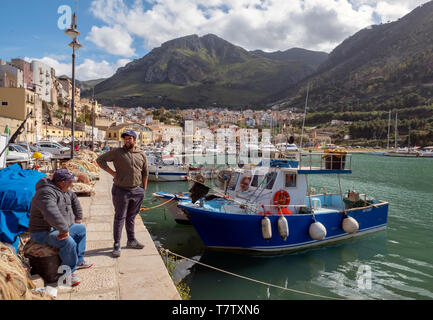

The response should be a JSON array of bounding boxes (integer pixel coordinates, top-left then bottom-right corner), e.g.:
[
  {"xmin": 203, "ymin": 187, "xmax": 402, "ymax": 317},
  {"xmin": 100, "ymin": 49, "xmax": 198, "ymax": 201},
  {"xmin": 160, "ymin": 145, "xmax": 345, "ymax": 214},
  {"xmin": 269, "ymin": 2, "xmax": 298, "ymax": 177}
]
[
  {"xmin": 17, "ymin": 143, "xmax": 54, "ymax": 161},
  {"xmin": 34, "ymin": 141, "xmax": 70, "ymax": 158},
  {"xmin": 7, "ymin": 144, "xmax": 32, "ymax": 162}
]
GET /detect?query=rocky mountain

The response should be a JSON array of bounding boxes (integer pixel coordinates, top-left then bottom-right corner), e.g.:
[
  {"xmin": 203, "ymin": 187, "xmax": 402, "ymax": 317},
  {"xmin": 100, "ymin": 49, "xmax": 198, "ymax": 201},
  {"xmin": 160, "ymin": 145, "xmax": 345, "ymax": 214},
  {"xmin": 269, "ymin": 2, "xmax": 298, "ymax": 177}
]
[
  {"xmin": 77, "ymin": 78, "xmax": 106, "ymax": 92},
  {"xmin": 251, "ymin": 48, "xmax": 328, "ymax": 71},
  {"xmin": 280, "ymin": 1, "xmax": 433, "ymax": 113},
  {"xmin": 89, "ymin": 34, "xmax": 328, "ymax": 108}
]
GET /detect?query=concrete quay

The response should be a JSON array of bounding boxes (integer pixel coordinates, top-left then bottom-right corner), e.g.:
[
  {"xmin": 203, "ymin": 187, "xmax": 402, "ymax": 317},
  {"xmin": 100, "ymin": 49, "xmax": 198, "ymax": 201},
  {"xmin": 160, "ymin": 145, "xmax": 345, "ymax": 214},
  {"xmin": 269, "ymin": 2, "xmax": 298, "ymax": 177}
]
[{"xmin": 57, "ymin": 170, "xmax": 181, "ymax": 300}]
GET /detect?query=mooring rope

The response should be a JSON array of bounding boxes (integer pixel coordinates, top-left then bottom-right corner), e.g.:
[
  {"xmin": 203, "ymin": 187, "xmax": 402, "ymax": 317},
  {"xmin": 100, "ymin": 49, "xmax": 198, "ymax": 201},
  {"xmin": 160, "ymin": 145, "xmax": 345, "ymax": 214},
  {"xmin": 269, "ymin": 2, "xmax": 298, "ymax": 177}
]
[
  {"xmin": 160, "ymin": 248, "xmax": 344, "ymax": 300},
  {"xmin": 140, "ymin": 197, "xmax": 175, "ymax": 212}
]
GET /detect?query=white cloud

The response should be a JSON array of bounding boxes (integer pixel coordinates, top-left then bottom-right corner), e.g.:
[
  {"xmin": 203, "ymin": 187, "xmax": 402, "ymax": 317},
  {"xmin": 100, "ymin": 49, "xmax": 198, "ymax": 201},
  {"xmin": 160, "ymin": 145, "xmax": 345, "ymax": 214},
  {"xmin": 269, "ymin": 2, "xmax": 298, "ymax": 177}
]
[
  {"xmin": 116, "ymin": 58, "xmax": 132, "ymax": 69},
  {"xmin": 25, "ymin": 57, "xmax": 72, "ymax": 77},
  {"xmin": 86, "ymin": 25, "xmax": 136, "ymax": 57},
  {"xmin": 88, "ymin": 0, "xmax": 430, "ymax": 53},
  {"xmin": 25, "ymin": 57, "xmax": 129, "ymax": 81}
]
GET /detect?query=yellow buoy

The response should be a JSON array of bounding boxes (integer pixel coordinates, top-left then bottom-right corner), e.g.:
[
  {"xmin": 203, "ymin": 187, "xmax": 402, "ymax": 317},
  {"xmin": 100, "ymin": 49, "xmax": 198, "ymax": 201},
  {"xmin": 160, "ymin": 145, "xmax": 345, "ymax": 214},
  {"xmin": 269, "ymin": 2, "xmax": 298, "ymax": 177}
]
[{"xmin": 32, "ymin": 152, "xmax": 42, "ymax": 159}]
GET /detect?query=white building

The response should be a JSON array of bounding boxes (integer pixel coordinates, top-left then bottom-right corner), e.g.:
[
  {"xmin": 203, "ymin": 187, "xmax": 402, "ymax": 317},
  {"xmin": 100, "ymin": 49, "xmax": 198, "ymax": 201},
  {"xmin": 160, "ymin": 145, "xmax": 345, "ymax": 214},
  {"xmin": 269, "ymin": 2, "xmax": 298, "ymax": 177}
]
[
  {"xmin": 97, "ymin": 129, "xmax": 106, "ymax": 141},
  {"xmin": 31, "ymin": 60, "xmax": 54, "ymax": 102},
  {"xmin": 0, "ymin": 63, "xmax": 24, "ymax": 88}
]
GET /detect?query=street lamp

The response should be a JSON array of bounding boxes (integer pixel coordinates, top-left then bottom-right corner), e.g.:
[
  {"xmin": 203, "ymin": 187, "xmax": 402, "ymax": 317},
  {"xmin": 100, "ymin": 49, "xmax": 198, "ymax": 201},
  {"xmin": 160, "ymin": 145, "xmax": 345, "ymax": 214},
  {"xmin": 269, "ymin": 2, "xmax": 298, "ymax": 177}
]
[{"xmin": 65, "ymin": 13, "xmax": 82, "ymax": 159}]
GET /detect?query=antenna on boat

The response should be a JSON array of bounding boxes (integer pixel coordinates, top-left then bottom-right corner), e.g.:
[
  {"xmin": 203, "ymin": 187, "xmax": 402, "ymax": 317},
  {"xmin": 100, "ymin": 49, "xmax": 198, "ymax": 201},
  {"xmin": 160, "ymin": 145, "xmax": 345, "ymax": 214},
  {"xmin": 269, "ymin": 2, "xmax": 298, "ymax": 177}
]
[{"xmin": 299, "ymin": 83, "xmax": 310, "ymax": 150}]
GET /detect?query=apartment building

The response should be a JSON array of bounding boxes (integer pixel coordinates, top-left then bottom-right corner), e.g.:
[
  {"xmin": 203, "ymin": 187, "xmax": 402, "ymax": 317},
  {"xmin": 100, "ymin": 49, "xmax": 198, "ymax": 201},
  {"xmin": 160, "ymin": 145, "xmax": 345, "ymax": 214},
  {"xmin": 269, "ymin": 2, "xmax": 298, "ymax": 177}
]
[{"xmin": 0, "ymin": 87, "xmax": 43, "ymax": 142}]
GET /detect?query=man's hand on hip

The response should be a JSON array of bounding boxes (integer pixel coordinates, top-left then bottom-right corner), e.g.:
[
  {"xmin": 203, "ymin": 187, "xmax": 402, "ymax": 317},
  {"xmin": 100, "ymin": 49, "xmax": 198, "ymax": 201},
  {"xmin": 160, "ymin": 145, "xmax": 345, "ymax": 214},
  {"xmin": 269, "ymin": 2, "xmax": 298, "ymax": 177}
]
[{"xmin": 57, "ymin": 232, "xmax": 69, "ymax": 241}]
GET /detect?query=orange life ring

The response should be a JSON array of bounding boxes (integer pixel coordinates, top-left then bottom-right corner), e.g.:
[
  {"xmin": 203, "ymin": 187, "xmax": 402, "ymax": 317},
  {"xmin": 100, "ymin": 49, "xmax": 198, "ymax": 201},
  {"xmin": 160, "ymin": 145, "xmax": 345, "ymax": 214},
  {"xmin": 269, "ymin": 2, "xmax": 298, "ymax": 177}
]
[
  {"xmin": 278, "ymin": 207, "xmax": 293, "ymax": 215},
  {"xmin": 273, "ymin": 190, "xmax": 290, "ymax": 206},
  {"xmin": 240, "ymin": 176, "xmax": 252, "ymax": 191}
]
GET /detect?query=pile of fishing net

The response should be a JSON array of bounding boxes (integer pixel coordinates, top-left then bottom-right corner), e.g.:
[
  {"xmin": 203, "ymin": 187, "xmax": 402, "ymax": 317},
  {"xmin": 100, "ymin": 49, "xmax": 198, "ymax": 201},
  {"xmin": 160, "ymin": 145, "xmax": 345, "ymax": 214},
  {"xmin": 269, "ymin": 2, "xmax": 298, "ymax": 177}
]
[
  {"xmin": 70, "ymin": 182, "xmax": 95, "ymax": 195},
  {"xmin": 61, "ymin": 158, "xmax": 99, "ymax": 195},
  {"xmin": 63, "ymin": 159, "xmax": 100, "ymax": 183},
  {"xmin": 0, "ymin": 242, "xmax": 53, "ymax": 300},
  {"xmin": 76, "ymin": 150, "xmax": 99, "ymax": 163}
]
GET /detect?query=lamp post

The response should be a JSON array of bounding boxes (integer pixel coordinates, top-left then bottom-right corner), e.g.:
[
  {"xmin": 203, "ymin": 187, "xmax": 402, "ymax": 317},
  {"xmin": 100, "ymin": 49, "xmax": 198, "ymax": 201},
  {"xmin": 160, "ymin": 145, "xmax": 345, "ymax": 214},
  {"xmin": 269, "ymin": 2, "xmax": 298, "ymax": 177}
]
[
  {"xmin": 91, "ymin": 88, "xmax": 95, "ymax": 151},
  {"xmin": 65, "ymin": 13, "xmax": 82, "ymax": 159}
]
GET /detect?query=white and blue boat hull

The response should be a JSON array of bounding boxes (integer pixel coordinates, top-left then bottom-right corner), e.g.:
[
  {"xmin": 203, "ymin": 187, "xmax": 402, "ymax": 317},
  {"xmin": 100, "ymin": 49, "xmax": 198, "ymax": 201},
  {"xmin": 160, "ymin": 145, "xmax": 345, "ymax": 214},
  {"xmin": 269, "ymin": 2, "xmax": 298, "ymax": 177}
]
[{"xmin": 178, "ymin": 202, "xmax": 389, "ymax": 252}]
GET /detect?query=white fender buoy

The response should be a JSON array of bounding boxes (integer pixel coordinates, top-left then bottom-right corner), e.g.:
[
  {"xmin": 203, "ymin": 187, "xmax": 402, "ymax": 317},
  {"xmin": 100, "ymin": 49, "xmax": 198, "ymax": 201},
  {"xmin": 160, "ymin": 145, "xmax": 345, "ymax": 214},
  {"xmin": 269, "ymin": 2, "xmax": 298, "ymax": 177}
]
[
  {"xmin": 278, "ymin": 215, "xmax": 289, "ymax": 241},
  {"xmin": 309, "ymin": 221, "xmax": 327, "ymax": 240},
  {"xmin": 261, "ymin": 216, "xmax": 272, "ymax": 240},
  {"xmin": 342, "ymin": 217, "xmax": 359, "ymax": 234}
]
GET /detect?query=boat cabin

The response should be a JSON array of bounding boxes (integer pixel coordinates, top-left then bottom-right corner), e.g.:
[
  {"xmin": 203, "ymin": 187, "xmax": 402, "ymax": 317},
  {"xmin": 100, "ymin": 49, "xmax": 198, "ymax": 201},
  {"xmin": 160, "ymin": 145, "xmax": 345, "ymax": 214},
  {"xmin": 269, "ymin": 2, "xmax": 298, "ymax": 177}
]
[{"xmin": 228, "ymin": 153, "xmax": 352, "ymax": 215}]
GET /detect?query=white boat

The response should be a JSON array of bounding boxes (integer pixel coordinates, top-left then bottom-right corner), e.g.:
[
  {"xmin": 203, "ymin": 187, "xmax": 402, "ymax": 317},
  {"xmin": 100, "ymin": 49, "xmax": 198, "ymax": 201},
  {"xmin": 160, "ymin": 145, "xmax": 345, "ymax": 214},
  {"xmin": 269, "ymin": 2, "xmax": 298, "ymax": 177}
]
[
  {"xmin": 148, "ymin": 155, "xmax": 189, "ymax": 182},
  {"xmin": 275, "ymin": 142, "xmax": 299, "ymax": 152},
  {"xmin": 385, "ymin": 147, "xmax": 421, "ymax": 157},
  {"xmin": 419, "ymin": 146, "xmax": 433, "ymax": 157}
]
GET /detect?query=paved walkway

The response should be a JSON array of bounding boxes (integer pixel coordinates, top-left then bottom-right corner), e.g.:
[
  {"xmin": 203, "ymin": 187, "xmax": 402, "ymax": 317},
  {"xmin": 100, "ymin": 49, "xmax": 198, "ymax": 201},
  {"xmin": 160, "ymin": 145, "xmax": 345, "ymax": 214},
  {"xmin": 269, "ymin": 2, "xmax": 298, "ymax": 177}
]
[{"xmin": 58, "ymin": 170, "xmax": 181, "ymax": 300}]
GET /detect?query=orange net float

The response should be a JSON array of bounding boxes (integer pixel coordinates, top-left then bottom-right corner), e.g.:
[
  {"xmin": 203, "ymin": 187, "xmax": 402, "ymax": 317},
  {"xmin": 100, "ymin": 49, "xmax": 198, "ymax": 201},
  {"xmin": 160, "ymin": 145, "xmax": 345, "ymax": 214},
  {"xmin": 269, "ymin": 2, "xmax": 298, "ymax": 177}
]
[
  {"xmin": 278, "ymin": 207, "xmax": 293, "ymax": 215},
  {"xmin": 258, "ymin": 204, "xmax": 272, "ymax": 215},
  {"xmin": 273, "ymin": 190, "xmax": 291, "ymax": 206}
]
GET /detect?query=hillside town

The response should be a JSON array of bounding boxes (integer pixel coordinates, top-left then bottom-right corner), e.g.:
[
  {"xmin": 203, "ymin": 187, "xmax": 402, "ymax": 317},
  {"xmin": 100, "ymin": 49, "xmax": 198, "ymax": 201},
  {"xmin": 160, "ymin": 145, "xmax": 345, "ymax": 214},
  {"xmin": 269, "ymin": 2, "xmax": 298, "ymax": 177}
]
[{"xmin": 0, "ymin": 58, "xmax": 339, "ymax": 151}]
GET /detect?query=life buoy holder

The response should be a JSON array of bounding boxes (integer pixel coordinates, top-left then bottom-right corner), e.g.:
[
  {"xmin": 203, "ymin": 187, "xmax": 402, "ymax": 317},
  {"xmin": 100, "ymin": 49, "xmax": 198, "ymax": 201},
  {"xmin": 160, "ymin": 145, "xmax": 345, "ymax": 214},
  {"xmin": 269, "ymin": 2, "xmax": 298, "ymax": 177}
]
[
  {"xmin": 240, "ymin": 176, "xmax": 252, "ymax": 191},
  {"xmin": 273, "ymin": 190, "xmax": 290, "ymax": 206}
]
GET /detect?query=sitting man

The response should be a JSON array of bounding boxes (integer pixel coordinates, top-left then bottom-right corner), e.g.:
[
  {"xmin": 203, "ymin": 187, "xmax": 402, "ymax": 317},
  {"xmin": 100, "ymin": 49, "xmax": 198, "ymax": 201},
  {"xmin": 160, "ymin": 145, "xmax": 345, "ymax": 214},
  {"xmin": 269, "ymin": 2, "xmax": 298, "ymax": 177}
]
[{"xmin": 28, "ymin": 169, "xmax": 93, "ymax": 287}]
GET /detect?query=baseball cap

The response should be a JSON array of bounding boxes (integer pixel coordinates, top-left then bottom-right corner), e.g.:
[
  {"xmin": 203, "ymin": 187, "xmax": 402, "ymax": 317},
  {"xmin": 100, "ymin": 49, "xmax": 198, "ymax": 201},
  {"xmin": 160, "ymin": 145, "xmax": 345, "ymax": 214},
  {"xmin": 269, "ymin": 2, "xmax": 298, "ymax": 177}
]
[
  {"xmin": 121, "ymin": 130, "xmax": 137, "ymax": 139},
  {"xmin": 52, "ymin": 169, "xmax": 75, "ymax": 182}
]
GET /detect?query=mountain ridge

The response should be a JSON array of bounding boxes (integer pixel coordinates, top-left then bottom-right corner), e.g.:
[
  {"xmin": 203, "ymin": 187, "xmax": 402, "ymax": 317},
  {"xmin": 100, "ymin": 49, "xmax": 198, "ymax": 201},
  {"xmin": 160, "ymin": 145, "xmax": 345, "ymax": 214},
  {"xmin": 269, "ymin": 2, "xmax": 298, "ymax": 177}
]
[{"xmin": 89, "ymin": 33, "xmax": 328, "ymax": 108}]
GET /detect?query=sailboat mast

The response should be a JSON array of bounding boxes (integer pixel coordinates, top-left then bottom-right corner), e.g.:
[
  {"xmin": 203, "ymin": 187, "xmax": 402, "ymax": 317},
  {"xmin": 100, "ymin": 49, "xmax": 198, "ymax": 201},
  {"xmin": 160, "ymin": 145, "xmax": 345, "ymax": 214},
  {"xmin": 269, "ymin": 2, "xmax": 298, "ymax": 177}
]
[
  {"xmin": 395, "ymin": 112, "xmax": 398, "ymax": 149},
  {"xmin": 300, "ymin": 84, "xmax": 309, "ymax": 149},
  {"xmin": 387, "ymin": 110, "xmax": 391, "ymax": 149}
]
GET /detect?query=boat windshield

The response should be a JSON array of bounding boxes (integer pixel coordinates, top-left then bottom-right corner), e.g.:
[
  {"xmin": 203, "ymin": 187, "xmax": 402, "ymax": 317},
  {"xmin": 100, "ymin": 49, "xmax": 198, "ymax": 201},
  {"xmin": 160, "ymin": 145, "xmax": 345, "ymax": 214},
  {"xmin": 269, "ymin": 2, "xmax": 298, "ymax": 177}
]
[
  {"xmin": 229, "ymin": 172, "xmax": 240, "ymax": 190},
  {"xmin": 251, "ymin": 172, "xmax": 277, "ymax": 190}
]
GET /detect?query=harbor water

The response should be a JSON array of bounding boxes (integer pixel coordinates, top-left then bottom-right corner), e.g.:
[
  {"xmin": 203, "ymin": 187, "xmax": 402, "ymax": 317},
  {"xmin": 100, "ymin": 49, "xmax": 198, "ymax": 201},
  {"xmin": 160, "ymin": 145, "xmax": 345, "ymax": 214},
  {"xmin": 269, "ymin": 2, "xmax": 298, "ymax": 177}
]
[{"xmin": 140, "ymin": 154, "xmax": 433, "ymax": 300}]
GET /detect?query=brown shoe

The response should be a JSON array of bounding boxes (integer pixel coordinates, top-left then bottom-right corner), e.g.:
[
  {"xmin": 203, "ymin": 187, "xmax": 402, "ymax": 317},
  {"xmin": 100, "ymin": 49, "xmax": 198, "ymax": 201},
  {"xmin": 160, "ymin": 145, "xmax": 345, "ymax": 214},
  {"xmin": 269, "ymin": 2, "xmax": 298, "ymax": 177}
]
[{"xmin": 126, "ymin": 239, "xmax": 144, "ymax": 249}]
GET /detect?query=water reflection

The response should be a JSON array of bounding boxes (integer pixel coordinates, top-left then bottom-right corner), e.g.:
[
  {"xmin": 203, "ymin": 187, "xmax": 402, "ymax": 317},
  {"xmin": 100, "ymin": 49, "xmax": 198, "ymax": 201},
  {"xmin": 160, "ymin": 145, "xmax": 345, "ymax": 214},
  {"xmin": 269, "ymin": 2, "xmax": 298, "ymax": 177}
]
[{"xmin": 176, "ymin": 231, "xmax": 388, "ymax": 300}]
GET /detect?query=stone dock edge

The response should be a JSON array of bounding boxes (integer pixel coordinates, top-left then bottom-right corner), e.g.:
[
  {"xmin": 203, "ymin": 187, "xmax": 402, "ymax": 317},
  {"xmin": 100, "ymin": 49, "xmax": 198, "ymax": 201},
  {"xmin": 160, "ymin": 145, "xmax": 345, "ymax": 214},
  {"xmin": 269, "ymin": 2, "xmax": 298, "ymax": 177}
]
[{"xmin": 57, "ymin": 170, "xmax": 181, "ymax": 300}]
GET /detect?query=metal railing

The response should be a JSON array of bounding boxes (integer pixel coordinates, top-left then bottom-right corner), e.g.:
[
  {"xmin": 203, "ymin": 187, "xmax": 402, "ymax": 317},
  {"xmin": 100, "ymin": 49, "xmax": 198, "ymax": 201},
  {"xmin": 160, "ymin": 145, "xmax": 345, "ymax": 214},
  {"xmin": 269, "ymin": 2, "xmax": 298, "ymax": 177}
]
[{"xmin": 299, "ymin": 152, "xmax": 352, "ymax": 171}]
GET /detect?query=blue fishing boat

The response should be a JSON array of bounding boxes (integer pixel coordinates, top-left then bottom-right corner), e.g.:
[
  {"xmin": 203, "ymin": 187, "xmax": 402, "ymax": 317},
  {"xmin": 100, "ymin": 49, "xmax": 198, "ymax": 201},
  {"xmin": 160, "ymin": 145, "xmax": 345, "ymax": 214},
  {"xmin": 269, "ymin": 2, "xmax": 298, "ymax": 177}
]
[
  {"xmin": 152, "ymin": 166, "xmax": 249, "ymax": 223},
  {"xmin": 177, "ymin": 152, "xmax": 389, "ymax": 252}
]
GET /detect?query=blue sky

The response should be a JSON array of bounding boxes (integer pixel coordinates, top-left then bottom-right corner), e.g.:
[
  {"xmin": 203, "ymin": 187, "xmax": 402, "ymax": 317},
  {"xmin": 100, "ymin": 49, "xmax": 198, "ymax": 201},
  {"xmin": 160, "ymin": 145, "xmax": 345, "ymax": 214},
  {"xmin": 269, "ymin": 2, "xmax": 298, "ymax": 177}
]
[{"xmin": 0, "ymin": 0, "xmax": 428, "ymax": 81}]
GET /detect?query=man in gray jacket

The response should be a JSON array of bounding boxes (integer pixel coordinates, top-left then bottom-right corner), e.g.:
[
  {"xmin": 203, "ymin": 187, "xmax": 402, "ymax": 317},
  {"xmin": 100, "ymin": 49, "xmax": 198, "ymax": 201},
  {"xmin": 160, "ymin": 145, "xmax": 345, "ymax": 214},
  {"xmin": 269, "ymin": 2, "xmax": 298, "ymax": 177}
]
[{"xmin": 29, "ymin": 169, "xmax": 93, "ymax": 286}]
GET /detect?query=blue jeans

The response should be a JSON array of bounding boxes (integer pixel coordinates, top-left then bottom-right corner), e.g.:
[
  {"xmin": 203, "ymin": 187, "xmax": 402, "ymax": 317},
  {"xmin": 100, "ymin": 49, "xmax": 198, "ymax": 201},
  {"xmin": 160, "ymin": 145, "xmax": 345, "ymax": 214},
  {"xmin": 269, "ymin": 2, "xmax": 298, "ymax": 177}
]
[{"xmin": 30, "ymin": 223, "xmax": 87, "ymax": 272}]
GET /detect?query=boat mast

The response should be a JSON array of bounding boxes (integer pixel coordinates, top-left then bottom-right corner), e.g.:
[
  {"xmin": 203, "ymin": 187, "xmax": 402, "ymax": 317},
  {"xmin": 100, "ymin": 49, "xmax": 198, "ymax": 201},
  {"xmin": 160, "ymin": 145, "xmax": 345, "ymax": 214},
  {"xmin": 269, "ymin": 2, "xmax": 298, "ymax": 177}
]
[
  {"xmin": 300, "ymin": 84, "xmax": 310, "ymax": 150},
  {"xmin": 387, "ymin": 110, "xmax": 391, "ymax": 149},
  {"xmin": 394, "ymin": 112, "xmax": 398, "ymax": 149},
  {"xmin": 408, "ymin": 124, "xmax": 411, "ymax": 149}
]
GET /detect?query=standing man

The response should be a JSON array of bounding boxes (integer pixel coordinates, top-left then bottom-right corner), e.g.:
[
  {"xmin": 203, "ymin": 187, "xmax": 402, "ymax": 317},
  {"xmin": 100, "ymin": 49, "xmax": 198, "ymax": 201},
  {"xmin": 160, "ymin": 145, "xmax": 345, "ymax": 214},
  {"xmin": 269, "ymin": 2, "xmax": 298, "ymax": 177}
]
[{"xmin": 96, "ymin": 130, "xmax": 148, "ymax": 257}]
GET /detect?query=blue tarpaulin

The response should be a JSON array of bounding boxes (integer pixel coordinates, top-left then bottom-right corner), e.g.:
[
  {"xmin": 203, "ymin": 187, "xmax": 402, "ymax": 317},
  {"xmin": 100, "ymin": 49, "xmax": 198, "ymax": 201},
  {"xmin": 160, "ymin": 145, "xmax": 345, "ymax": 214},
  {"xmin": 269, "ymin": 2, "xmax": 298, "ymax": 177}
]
[{"xmin": 0, "ymin": 164, "xmax": 47, "ymax": 252}]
